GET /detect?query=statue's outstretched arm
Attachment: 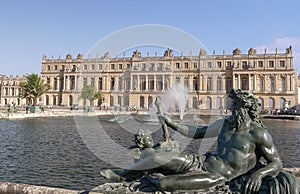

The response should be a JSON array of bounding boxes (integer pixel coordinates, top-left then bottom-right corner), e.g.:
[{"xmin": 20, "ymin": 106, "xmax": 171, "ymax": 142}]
[{"xmin": 162, "ymin": 115, "xmax": 223, "ymax": 139}]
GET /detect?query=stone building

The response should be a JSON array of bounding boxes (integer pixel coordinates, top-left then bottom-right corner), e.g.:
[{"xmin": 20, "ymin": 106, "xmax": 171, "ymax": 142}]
[
  {"xmin": 40, "ymin": 47, "xmax": 298, "ymax": 111},
  {"xmin": 0, "ymin": 75, "xmax": 27, "ymax": 106}
]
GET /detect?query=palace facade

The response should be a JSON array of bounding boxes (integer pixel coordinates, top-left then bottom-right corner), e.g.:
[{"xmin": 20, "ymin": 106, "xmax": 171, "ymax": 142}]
[
  {"xmin": 40, "ymin": 46, "xmax": 298, "ymax": 112},
  {"xmin": 0, "ymin": 75, "xmax": 27, "ymax": 106}
]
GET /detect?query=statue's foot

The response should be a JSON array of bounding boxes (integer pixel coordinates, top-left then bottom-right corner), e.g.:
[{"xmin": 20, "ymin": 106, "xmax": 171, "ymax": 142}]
[{"xmin": 100, "ymin": 169, "xmax": 124, "ymax": 182}]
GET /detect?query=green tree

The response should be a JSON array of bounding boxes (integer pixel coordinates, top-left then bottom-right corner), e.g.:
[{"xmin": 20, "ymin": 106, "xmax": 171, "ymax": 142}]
[
  {"xmin": 19, "ymin": 73, "xmax": 51, "ymax": 106},
  {"xmin": 80, "ymin": 85, "xmax": 103, "ymax": 111}
]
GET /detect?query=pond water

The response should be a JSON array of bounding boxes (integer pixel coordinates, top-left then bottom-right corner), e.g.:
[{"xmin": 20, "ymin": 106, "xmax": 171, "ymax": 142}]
[{"xmin": 0, "ymin": 115, "xmax": 299, "ymax": 191}]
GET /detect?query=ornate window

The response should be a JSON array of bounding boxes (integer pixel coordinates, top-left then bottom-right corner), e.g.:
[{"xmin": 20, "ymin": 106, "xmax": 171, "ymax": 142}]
[
  {"xmin": 193, "ymin": 77, "xmax": 198, "ymax": 91},
  {"xmin": 91, "ymin": 78, "xmax": 95, "ymax": 87},
  {"xmin": 270, "ymin": 77, "xmax": 275, "ymax": 92},
  {"xmin": 184, "ymin": 62, "xmax": 189, "ymax": 69},
  {"xmin": 207, "ymin": 77, "xmax": 213, "ymax": 91},
  {"xmin": 118, "ymin": 77, "xmax": 123, "ymax": 91},
  {"xmin": 184, "ymin": 77, "xmax": 189, "ymax": 89},
  {"xmin": 83, "ymin": 78, "xmax": 87, "ymax": 87},
  {"xmin": 206, "ymin": 97, "xmax": 212, "ymax": 109},
  {"xmin": 217, "ymin": 77, "xmax": 222, "ymax": 91},
  {"xmin": 110, "ymin": 78, "xmax": 115, "ymax": 90},
  {"xmin": 226, "ymin": 77, "xmax": 232, "ymax": 91},
  {"xmin": 268, "ymin": 97, "xmax": 275, "ymax": 110},
  {"xmin": 98, "ymin": 78, "xmax": 103, "ymax": 90},
  {"xmin": 280, "ymin": 98, "xmax": 286, "ymax": 109},
  {"xmin": 241, "ymin": 76, "xmax": 248, "ymax": 90},
  {"xmin": 216, "ymin": 97, "xmax": 222, "ymax": 109},
  {"xmin": 192, "ymin": 97, "xmax": 198, "ymax": 109},
  {"xmin": 279, "ymin": 77, "xmax": 286, "ymax": 92},
  {"xmin": 258, "ymin": 78, "xmax": 264, "ymax": 92}
]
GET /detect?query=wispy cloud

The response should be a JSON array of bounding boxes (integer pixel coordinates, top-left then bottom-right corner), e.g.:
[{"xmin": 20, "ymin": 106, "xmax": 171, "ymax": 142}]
[{"xmin": 255, "ymin": 37, "xmax": 300, "ymax": 73}]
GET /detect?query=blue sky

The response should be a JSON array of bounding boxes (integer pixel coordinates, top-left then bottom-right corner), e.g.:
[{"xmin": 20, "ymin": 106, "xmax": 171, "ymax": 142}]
[{"xmin": 1, "ymin": 0, "xmax": 300, "ymax": 76}]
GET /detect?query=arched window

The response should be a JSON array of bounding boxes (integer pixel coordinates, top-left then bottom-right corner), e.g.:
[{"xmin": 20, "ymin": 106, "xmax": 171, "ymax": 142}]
[
  {"xmin": 53, "ymin": 95, "xmax": 57, "ymax": 105},
  {"xmin": 257, "ymin": 97, "xmax": 264, "ymax": 110},
  {"xmin": 206, "ymin": 97, "xmax": 212, "ymax": 109},
  {"xmin": 280, "ymin": 98, "xmax": 286, "ymax": 109},
  {"xmin": 216, "ymin": 97, "xmax": 222, "ymax": 109},
  {"xmin": 140, "ymin": 96, "xmax": 145, "ymax": 108},
  {"xmin": 268, "ymin": 97, "xmax": 275, "ymax": 110},
  {"xmin": 148, "ymin": 96, "xmax": 153, "ymax": 108},
  {"xmin": 69, "ymin": 95, "xmax": 73, "ymax": 106},
  {"xmin": 110, "ymin": 95, "xmax": 114, "ymax": 107},
  {"xmin": 46, "ymin": 95, "xmax": 49, "ymax": 105},
  {"xmin": 225, "ymin": 97, "xmax": 232, "ymax": 109},
  {"xmin": 192, "ymin": 97, "xmax": 198, "ymax": 109}
]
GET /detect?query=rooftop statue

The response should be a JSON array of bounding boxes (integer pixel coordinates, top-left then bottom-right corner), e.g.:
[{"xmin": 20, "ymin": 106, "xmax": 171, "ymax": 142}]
[{"xmin": 99, "ymin": 89, "xmax": 300, "ymax": 193}]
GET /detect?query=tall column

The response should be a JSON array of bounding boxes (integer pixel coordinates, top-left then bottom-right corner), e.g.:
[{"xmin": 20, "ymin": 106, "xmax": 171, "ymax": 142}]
[
  {"xmin": 248, "ymin": 74, "xmax": 252, "ymax": 90},
  {"xmin": 162, "ymin": 75, "xmax": 165, "ymax": 91},
  {"xmin": 189, "ymin": 75, "xmax": 193, "ymax": 92},
  {"xmin": 115, "ymin": 76, "xmax": 119, "ymax": 91},
  {"xmin": 291, "ymin": 74, "xmax": 294, "ymax": 91},
  {"xmin": 130, "ymin": 75, "xmax": 133, "ymax": 91},
  {"xmin": 137, "ymin": 75, "xmax": 140, "ymax": 91},
  {"xmin": 275, "ymin": 74, "xmax": 279, "ymax": 92},
  {"xmin": 203, "ymin": 75, "xmax": 207, "ymax": 91},
  {"xmin": 74, "ymin": 76, "xmax": 77, "ymax": 91},
  {"xmin": 63, "ymin": 76, "xmax": 66, "ymax": 90},
  {"xmin": 212, "ymin": 76, "xmax": 217, "ymax": 91},
  {"xmin": 154, "ymin": 74, "xmax": 156, "ymax": 91},
  {"xmin": 232, "ymin": 74, "xmax": 236, "ymax": 89},
  {"xmin": 222, "ymin": 76, "xmax": 226, "ymax": 91},
  {"xmin": 94, "ymin": 76, "xmax": 98, "ymax": 91},
  {"xmin": 264, "ymin": 75, "xmax": 268, "ymax": 91},
  {"xmin": 253, "ymin": 74, "xmax": 257, "ymax": 91},
  {"xmin": 238, "ymin": 74, "xmax": 241, "ymax": 89},
  {"xmin": 106, "ymin": 76, "xmax": 109, "ymax": 91},
  {"xmin": 199, "ymin": 74, "xmax": 203, "ymax": 91},
  {"xmin": 146, "ymin": 75, "xmax": 148, "ymax": 90},
  {"xmin": 287, "ymin": 74, "xmax": 291, "ymax": 91},
  {"xmin": 50, "ymin": 77, "xmax": 54, "ymax": 91},
  {"xmin": 170, "ymin": 75, "xmax": 173, "ymax": 88},
  {"xmin": 57, "ymin": 77, "xmax": 60, "ymax": 91},
  {"xmin": 67, "ymin": 76, "xmax": 70, "ymax": 90}
]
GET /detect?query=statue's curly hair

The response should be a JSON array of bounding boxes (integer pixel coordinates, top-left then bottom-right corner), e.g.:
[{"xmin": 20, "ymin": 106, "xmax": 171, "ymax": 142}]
[
  {"xmin": 229, "ymin": 89, "xmax": 261, "ymax": 119},
  {"xmin": 134, "ymin": 129, "xmax": 152, "ymax": 148}
]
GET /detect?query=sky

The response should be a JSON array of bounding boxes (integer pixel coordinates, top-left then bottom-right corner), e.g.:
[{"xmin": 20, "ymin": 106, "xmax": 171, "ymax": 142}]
[{"xmin": 1, "ymin": 0, "xmax": 300, "ymax": 76}]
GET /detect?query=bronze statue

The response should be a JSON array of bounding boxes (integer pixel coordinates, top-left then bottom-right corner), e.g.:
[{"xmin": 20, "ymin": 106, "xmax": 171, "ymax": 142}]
[{"xmin": 100, "ymin": 89, "xmax": 300, "ymax": 193}]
